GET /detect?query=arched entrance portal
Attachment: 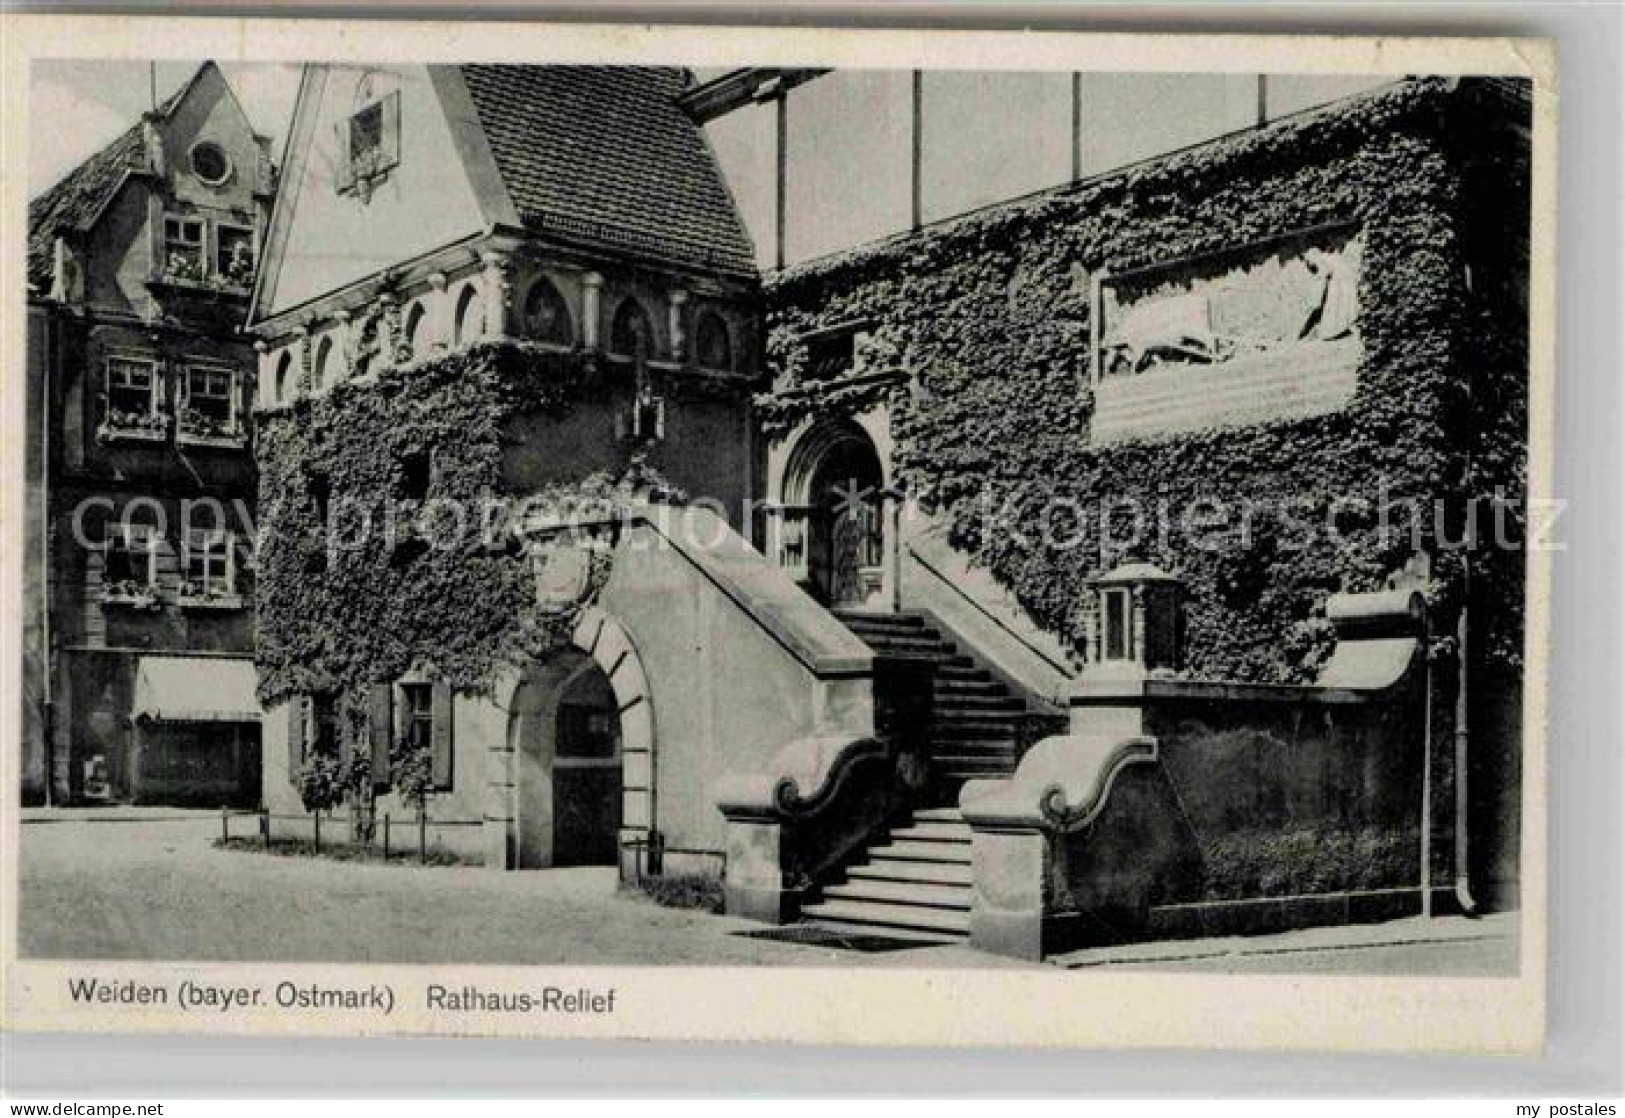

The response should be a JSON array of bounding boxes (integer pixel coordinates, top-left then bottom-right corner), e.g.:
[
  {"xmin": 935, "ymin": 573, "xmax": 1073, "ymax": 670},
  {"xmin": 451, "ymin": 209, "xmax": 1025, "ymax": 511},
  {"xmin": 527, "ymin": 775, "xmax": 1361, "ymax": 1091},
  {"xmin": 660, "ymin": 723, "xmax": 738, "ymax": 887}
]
[
  {"xmin": 510, "ymin": 651, "xmax": 623, "ymax": 868},
  {"xmin": 781, "ymin": 419, "xmax": 886, "ymax": 609},
  {"xmin": 501, "ymin": 607, "xmax": 654, "ymax": 872}
]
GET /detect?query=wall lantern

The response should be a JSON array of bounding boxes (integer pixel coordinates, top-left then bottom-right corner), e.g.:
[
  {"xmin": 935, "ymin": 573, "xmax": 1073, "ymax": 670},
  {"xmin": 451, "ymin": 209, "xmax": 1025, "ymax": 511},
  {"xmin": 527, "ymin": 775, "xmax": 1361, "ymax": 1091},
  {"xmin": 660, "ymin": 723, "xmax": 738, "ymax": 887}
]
[{"xmin": 1085, "ymin": 559, "xmax": 1184, "ymax": 678}]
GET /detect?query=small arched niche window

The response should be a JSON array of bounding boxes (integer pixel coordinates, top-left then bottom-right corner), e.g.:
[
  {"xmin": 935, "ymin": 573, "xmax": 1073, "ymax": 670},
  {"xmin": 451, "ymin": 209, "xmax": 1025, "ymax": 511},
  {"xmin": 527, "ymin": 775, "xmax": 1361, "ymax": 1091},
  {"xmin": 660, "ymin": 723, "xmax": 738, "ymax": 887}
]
[
  {"xmin": 522, "ymin": 277, "xmax": 574, "ymax": 347},
  {"xmin": 694, "ymin": 310, "xmax": 733, "ymax": 371},
  {"xmin": 273, "ymin": 351, "xmax": 293, "ymax": 404},
  {"xmin": 312, "ymin": 336, "xmax": 334, "ymax": 391},
  {"xmin": 609, "ymin": 298, "xmax": 654, "ymax": 360},
  {"xmin": 402, "ymin": 301, "xmax": 427, "ymax": 359},
  {"xmin": 452, "ymin": 285, "xmax": 480, "ymax": 347}
]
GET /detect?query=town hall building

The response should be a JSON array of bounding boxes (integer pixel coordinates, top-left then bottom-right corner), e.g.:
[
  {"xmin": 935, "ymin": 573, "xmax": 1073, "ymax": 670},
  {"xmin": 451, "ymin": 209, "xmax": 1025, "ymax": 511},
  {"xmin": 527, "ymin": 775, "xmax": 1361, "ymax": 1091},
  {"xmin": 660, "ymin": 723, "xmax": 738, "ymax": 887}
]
[{"xmin": 246, "ymin": 64, "xmax": 1530, "ymax": 959}]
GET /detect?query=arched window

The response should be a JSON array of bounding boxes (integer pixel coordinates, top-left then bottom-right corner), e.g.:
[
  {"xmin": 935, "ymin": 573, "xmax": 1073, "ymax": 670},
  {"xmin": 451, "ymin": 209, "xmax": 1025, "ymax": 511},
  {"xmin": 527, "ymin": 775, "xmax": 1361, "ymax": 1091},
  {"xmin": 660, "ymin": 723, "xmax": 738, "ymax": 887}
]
[
  {"xmin": 312, "ymin": 336, "xmax": 334, "ymax": 390},
  {"xmin": 452, "ymin": 285, "xmax": 480, "ymax": 347},
  {"xmin": 522, "ymin": 277, "xmax": 574, "ymax": 347},
  {"xmin": 402, "ymin": 301, "xmax": 427, "ymax": 359},
  {"xmin": 694, "ymin": 310, "xmax": 733, "ymax": 371},
  {"xmin": 273, "ymin": 351, "xmax": 292, "ymax": 403},
  {"xmin": 609, "ymin": 298, "xmax": 654, "ymax": 360}
]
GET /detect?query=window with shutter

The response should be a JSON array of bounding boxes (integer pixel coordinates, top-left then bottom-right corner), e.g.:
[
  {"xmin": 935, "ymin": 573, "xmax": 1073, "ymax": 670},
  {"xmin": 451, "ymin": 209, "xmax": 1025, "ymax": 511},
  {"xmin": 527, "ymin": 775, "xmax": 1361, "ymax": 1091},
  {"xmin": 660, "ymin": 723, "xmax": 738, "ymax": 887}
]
[
  {"xmin": 430, "ymin": 682, "xmax": 454, "ymax": 791},
  {"xmin": 368, "ymin": 683, "xmax": 393, "ymax": 788},
  {"xmin": 286, "ymin": 695, "xmax": 309, "ymax": 782}
]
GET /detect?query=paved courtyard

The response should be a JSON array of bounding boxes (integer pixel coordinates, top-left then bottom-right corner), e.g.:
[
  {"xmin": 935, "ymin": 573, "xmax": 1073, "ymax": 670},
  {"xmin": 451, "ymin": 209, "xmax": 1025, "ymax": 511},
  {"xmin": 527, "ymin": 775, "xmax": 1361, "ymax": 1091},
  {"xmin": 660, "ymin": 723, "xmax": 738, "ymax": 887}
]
[{"xmin": 19, "ymin": 814, "xmax": 1517, "ymax": 973}]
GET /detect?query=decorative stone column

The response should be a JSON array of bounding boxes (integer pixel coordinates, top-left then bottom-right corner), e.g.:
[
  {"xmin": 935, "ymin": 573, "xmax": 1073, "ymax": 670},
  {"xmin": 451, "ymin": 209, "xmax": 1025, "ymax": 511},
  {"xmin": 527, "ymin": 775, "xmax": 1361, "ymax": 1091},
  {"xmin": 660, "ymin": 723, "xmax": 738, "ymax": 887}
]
[
  {"xmin": 293, "ymin": 324, "xmax": 312, "ymax": 396},
  {"xmin": 252, "ymin": 340, "xmax": 270, "ymax": 406},
  {"xmin": 375, "ymin": 293, "xmax": 399, "ymax": 373},
  {"xmin": 667, "ymin": 288, "xmax": 689, "ymax": 361},
  {"xmin": 582, "ymin": 271, "xmax": 604, "ymax": 351},
  {"xmin": 480, "ymin": 251, "xmax": 511, "ymax": 340},
  {"xmin": 427, "ymin": 272, "xmax": 449, "ymax": 353},
  {"xmin": 332, "ymin": 309, "xmax": 352, "ymax": 382}
]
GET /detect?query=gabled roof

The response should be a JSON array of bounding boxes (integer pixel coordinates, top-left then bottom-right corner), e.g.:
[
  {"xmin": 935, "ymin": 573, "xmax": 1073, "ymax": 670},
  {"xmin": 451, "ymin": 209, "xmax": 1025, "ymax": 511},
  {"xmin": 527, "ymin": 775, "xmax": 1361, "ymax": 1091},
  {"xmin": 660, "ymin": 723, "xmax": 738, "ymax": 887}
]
[
  {"xmin": 458, "ymin": 65, "xmax": 756, "ymax": 277},
  {"xmin": 26, "ymin": 121, "xmax": 149, "ymax": 292},
  {"xmin": 26, "ymin": 63, "xmax": 231, "ymax": 294}
]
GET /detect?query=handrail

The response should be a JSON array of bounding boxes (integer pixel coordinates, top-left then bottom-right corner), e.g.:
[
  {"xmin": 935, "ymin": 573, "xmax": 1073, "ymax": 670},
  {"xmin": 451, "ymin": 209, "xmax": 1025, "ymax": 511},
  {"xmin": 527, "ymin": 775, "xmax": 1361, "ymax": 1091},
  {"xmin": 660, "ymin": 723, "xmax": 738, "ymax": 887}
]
[
  {"xmin": 605, "ymin": 503, "xmax": 874, "ymax": 680},
  {"xmin": 902, "ymin": 530, "xmax": 1077, "ymax": 681}
]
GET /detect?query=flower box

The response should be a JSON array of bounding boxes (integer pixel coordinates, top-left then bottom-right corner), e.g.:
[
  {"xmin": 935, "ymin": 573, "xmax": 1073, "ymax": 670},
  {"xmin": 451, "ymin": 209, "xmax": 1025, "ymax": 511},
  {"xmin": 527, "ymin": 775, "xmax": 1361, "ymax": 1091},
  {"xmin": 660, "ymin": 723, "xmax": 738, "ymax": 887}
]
[
  {"xmin": 176, "ymin": 592, "xmax": 246, "ymax": 612},
  {"xmin": 177, "ymin": 408, "xmax": 247, "ymax": 448},
  {"xmin": 97, "ymin": 410, "xmax": 169, "ymax": 443},
  {"xmin": 101, "ymin": 582, "xmax": 161, "ymax": 611}
]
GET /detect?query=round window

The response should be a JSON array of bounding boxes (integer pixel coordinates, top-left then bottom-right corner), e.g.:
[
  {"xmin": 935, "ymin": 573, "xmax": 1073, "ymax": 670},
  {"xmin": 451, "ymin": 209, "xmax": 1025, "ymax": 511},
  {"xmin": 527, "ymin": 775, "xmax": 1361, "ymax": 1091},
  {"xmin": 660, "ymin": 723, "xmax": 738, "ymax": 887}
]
[{"xmin": 189, "ymin": 142, "xmax": 231, "ymax": 186}]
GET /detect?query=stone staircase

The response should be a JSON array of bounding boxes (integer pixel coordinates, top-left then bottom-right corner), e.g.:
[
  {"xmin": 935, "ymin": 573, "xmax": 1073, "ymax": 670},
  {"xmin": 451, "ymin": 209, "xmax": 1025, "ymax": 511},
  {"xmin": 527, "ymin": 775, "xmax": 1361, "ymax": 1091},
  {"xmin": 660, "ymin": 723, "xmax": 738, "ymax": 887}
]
[
  {"xmin": 794, "ymin": 611, "xmax": 1065, "ymax": 943},
  {"xmin": 835, "ymin": 609, "xmax": 1040, "ymax": 788},
  {"xmin": 798, "ymin": 807, "xmax": 973, "ymax": 943}
]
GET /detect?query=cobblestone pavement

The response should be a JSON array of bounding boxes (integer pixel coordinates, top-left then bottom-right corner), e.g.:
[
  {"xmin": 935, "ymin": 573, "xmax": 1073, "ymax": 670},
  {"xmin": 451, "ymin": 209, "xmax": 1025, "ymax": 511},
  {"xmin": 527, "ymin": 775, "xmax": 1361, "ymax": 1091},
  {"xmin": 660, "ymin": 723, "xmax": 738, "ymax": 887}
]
[{"xmin": 20, "ymin": 815, "xmax": 1518, "ymax": 974}]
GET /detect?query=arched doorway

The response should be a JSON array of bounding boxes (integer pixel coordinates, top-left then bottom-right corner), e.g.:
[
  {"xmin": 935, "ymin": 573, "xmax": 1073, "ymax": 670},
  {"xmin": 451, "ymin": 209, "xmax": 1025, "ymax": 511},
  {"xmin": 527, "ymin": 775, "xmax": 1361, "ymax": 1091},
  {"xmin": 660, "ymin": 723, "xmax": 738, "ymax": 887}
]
[
  {"xmin": 781, "ymin": 419, "xmax": 885, "ymax": 608},
  {"xmin": 509, "ymin": 650, "xmax": 623, "ymax": 868}
]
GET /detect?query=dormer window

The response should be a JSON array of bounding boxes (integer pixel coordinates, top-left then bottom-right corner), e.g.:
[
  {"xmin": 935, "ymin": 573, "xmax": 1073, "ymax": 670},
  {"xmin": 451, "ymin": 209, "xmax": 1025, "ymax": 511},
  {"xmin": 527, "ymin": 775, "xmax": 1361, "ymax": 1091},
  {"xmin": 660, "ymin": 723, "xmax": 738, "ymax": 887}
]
[
  {"xmin": 215, "ymin": 224, "xmax": 256, "ymax": 288},
  {"xmin": 163, "ymin": 217, "xmax": 205, "ymax": 282}
]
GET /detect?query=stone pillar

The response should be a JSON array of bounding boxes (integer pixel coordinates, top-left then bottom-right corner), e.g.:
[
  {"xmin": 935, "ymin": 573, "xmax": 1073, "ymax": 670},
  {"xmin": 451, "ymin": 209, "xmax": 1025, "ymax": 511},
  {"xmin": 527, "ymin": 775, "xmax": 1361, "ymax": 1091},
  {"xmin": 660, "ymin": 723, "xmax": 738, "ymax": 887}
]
[
  {"xmin": 332, "ymin": 309, "xmax": 352, "ymax": 382},
  {"xmin": 293, "ymin": 325, "xmax": 312, "ymax": 396},
  {"xmin": 667, "ymin": 288, "xmax": 689, "ymax": 362},
  {"xmin": 968, "ymin": 828, "xmax": 1050, "ymax": 961},
  {"xmin": 374, "ymin": 294, "xmax": 398, "ymax": 373},
  {"xmin": 723, "ymin": 819, "xmax": 796, "ymax": 923},
  {"xmin": 427, "ymin": 272, "xmax": 449, "ymax": 353},
  {"xmin": 252, "ymin": 340, "xmax": 270, "ymax": 406},
  {"xmin": 480, "ymin": 251, "xmax": 510, "ymax": 340},
  {"xmin": 581, "ymin": 271, "xmax": 604, "ymax": 351}
]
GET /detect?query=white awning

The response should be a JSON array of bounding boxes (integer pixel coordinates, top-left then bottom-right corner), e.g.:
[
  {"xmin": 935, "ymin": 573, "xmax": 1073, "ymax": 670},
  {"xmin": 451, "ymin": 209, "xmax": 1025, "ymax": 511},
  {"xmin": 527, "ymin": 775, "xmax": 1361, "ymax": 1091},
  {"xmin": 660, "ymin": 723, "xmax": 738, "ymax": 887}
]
[{"xmin": 131, "ymin": 656, "xmax": 262, "ymax": 723}]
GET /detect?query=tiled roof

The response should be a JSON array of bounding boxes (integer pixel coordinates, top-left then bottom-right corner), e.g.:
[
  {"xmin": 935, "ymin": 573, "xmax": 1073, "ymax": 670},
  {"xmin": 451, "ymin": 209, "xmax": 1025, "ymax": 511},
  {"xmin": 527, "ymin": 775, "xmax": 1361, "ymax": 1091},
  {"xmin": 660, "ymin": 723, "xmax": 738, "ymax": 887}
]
[
  {"xmin": 26, "ymin": 121, "xmax": 149, "ymax": 292},
  {"xmin": 459, "ymin": 65, "xmax": 757, "ymax": 278}
]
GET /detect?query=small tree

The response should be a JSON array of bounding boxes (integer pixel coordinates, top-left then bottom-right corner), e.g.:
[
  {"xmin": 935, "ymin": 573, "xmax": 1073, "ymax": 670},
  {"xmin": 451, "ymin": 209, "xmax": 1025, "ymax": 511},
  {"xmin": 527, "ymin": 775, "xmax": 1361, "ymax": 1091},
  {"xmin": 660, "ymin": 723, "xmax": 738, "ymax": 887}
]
[{"xmin": 389, "ymin": 731, "xmax": 435, "ymax": 819}]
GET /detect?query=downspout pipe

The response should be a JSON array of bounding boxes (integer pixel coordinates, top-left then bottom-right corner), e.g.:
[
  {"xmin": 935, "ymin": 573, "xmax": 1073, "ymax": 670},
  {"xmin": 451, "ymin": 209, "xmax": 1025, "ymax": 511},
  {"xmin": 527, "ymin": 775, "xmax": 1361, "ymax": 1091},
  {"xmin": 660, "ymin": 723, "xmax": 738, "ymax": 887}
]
[{"xmin": 1453, "ymin": 574, "xmax": 1479, "ymax": 917}]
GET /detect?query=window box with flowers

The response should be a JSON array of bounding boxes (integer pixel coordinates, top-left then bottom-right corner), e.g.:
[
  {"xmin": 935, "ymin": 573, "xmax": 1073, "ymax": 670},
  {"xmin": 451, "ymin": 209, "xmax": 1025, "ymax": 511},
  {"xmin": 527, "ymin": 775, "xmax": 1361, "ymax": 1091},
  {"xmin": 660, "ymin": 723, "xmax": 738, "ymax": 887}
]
[
  {"xmin": 177, "ymin": 365, "xmax": 248, "ymax": 448},
  {"xmin": 154, "ymin": 216, "xmax": 256, "ymax": 296},
  {"xmin": 97, "ymin": 356, "xmax": 168, "ymax": 443},
  {"xmin": 101, "ymin": 526, "xmax": 162, "ymax": 610},
  {"xmin": 177, "ymin": 529, "xmax": 245, "ymax": 610}
]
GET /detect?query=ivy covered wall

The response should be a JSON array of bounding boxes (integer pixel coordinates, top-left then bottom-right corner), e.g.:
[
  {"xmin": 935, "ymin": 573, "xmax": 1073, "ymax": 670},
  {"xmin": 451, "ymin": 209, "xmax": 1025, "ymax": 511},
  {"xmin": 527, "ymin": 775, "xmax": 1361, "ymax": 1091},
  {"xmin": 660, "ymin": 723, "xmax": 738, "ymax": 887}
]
[
  {"xmin": 764, "ymin": 78, "xmax": 1530, "ymax": 687},
  {"xmin": 254, "ymin": 341, "xmax": 752, "ymax": 721}
]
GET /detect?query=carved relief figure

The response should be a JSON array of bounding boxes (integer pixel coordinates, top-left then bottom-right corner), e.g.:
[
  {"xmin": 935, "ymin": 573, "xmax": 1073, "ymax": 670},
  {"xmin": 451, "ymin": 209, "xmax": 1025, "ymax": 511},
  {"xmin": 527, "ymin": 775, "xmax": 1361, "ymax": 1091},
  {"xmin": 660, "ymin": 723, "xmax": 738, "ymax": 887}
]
[{"xmin": 1099, "ymin": 230, "xmax": 1363, "ymax": 378}]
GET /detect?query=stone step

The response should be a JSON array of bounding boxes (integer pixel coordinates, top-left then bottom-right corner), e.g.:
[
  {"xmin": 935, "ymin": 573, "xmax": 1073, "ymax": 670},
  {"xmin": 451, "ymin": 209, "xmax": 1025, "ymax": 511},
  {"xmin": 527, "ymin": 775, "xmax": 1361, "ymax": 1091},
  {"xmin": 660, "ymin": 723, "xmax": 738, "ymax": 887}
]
[
  {"xmin": 797, "ymin": 917, "xmax": 965, "ymax": 945},
  {"xmin": 930, "ymin": 736, "xmax": 1019, "ymax": 754},
  {"xmin": 800, "ymin": 898, "xmax": 971, "ymax": 936},
  {"xmin": 934, "ymin": 665, "xmax": 994, "ymax": 683},
  {"xmin": 888, "ymin": 821, "xmax": 972, "ymax": 843},
  {"xmin": 821, "ymin": 878, "xmax": 972, "ymax": 911},
  {"xmin": 839, "ymin": 618, "xmax": 933, "ymax": 637},
  {"xmin": 869, "ymin": 839, "xmax": 974, "ymax": 865},
  {"xmin": 838, "ymin": 611, "xmax": 929, "ymax": 630},
  {"xmin": 931, "ymin": 718, "xmax": 1021, "ymax": 738},
  {"xmin": 849, "ymin": 859, "xmax": 974, "ymax": 886},
  {"xmin": 933, "ymin": 760, "xmax": 1019, "ymax": 778},
  {"xmin": 934, "ymin": 693, "xmax": 1024, "ymax": 712},
  {"xmin": 933, "ymin": 753, "xmax": 1018, "ymax": 767}
]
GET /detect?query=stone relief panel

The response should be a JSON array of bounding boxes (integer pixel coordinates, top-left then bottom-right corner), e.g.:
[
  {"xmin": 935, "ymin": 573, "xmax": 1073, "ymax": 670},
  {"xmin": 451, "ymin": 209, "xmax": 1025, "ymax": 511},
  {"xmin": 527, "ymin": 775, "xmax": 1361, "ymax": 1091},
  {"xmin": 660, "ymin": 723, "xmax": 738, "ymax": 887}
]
[{"xmin": 1091, "ymin": 226, "xmax": 1364, "ymax": 444}]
